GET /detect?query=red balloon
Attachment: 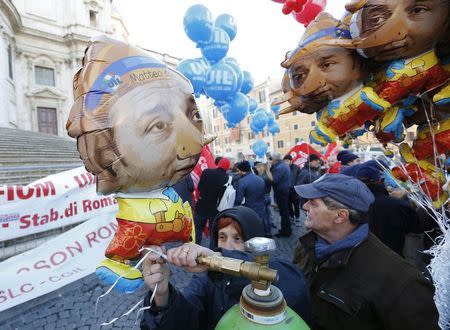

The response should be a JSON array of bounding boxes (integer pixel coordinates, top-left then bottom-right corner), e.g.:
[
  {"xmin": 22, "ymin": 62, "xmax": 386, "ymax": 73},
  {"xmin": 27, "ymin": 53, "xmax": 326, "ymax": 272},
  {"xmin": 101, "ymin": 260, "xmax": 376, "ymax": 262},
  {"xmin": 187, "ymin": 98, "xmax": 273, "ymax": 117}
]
[
  {"xmin": 283, "ymin": 0, "xmax": 306, "ymax": 14},
  {"xmin": 271, "ymin": 0, "xmax": 286, "ymax": 3},
  {"xmin": 293, "ymin": 0, "xmax": 326, "ymax": 26},
  {"xmin": 282, "ymin": 4, "xmax": 292, "ymax": 14}
]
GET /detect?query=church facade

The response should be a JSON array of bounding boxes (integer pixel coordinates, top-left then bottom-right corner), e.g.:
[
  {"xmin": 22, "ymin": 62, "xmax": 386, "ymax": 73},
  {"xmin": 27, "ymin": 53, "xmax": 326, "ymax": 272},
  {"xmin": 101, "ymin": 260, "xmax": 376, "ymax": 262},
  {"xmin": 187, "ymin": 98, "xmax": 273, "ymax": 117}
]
[{"xmin": 0, "ymin": 0, "xmax": 129, "ymax": 137}]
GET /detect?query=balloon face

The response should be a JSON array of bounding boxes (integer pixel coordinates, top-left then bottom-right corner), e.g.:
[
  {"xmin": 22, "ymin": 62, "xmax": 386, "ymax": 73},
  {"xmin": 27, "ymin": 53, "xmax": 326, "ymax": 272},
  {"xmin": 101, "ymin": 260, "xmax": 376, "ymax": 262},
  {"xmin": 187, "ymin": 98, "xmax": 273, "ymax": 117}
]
[
  {"xmin": 287, "ymin": 47, "xmax": 364, "ymax": 108},
  {"xmin": 176, "ymin": 58, "xmax": 207, "ymax": 96},
  {"xmin": 108, "ymin": 85, "xmax": 204, "ymax": 193},
  {"xmin": 201, "ymin": 27, "xmax": 230, "ymax": 64},
  {"xmin": 241, "ymin": 70, "xmax": 254, "ymax": 94},
  {"xmin": 215, "ymin": 14, "xmax": 238, "ymax": 41},
  {"xmin": 349, "ymin": 0, "xmax": 449, "ymax": 61},
  {"xmin": 204, "ymin": 63, "xmax": 238, "ymax": 101},
  {"xmin": 183, "ymin": 5, "xmax": 214, "ymax": 46},
  {"xmin": 252, "ymin": 139, "xmax": 268, "ymax": 157},
  {"xmin": 67, "ymin": 36, "xmax": 208, "ymax": 194}
]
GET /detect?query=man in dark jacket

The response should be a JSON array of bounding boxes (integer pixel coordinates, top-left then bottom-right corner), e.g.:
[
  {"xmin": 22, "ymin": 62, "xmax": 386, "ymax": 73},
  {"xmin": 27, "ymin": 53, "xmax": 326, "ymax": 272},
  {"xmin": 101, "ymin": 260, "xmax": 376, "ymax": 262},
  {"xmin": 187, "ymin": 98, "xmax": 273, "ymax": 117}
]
[
  {"xmin": 296, "ymin": 154, "xmax": 321, "ymax": 209},
  {"xmin": 293, "ymin": 174, "xmax": 439, "ymax": 330},
  {"xmin": 140, "ymin": 206, "xmax": 310, "ymax": 330},
  {"xmin": 270, "ymin": 152, "xmax": 292, "ymax": 237},
  {"xmin": 195, "ymin": 158, "xmax": 230, "ymax": 243},
  {"xmin": 341, "ymin": 160, "xmax": 422, "ymax": 256},
  {"xmin": 284, "ymin": 154, "xmax": 301, "ymax": 220},
  {"xmin": 234, "ymin": 161, "xmax": 267, "ymax": 229}
]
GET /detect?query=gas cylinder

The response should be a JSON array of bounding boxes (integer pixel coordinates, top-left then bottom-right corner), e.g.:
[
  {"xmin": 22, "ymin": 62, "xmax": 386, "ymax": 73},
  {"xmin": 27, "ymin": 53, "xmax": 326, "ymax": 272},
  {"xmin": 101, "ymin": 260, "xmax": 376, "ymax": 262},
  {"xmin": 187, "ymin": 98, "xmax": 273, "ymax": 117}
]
[{"xmin": 214, "ymin": 237, "xmax": 310, "ymax": 329}]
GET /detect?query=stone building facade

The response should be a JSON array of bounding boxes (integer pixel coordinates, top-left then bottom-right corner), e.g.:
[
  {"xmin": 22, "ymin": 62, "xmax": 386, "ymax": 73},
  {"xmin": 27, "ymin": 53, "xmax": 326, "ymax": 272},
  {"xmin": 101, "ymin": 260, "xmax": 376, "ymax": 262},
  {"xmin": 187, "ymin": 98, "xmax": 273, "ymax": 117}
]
[{"xmin": 0, "ymin": 0, "xmax": 127, "ymax": 137}]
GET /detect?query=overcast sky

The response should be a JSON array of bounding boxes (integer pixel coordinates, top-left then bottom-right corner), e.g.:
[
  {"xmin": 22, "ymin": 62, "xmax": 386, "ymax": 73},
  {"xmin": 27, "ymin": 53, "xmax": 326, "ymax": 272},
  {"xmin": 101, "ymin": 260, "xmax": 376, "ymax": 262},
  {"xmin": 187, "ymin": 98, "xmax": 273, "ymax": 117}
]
[{"xmin": 114, "ymin": 0, "xmax": 348, "ymax": 86}]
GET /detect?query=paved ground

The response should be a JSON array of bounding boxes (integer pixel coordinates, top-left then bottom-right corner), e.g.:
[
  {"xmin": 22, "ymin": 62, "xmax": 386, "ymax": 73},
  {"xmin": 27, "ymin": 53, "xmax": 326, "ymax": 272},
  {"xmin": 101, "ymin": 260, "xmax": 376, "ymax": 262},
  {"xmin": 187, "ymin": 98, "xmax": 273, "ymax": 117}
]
[{"xmin": 0, "ymin": 208, "xmax": 307, "ymax": 330}]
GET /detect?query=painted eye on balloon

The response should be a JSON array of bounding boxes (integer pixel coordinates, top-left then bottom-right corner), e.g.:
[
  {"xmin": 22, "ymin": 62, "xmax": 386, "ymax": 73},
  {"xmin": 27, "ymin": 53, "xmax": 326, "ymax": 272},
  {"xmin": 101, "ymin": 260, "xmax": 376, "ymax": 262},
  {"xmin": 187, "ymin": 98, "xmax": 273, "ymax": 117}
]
[
  {"xmin": 144, "ymin": 120, "xmax": 169, "ymax": 135},
  {"xmin": 320, "ymin": 61, "xmax": 335, "ymax": 70},
  {"xmin": 409, "ymin": 5, "xmax": 430, "ymax": 16}
]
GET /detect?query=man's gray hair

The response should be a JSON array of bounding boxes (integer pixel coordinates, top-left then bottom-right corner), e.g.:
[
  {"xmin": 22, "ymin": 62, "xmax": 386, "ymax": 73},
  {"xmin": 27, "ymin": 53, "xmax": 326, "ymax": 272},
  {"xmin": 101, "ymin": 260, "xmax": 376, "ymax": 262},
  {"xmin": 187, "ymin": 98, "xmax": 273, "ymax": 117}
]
[
  {"xmin": 271, "ymin": 152, "xmax": 282, "ymax": 161},
  {"xmin": 322, "ymin": 196, "xmax": 367, "ymax": 225}
]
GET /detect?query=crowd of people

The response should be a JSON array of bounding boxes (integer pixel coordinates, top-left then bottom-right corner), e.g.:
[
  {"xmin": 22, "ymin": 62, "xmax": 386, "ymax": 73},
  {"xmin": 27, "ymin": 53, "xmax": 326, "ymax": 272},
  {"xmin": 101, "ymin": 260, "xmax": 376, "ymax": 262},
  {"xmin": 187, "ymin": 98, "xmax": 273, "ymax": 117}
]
[{"xmin": 140, "ymin": 150, "xmax": 442, "ymax": 330}]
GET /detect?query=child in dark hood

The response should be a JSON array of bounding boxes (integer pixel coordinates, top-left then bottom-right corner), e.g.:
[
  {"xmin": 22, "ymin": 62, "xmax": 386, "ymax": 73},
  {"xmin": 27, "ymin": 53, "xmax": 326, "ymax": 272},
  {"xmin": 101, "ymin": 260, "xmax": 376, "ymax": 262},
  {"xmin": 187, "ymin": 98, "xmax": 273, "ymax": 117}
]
[{"xmin": 141, "ymin": 206, "xmax": 310, "ymax": 330}]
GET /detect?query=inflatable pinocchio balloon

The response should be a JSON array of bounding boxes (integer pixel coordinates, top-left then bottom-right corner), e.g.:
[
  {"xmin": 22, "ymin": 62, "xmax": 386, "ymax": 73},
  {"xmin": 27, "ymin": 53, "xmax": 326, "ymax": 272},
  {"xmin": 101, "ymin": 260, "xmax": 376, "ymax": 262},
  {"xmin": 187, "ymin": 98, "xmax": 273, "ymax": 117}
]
[
  {"xmin": 66, "ymin": 35, "xmax": 213, "ymax": 292},
  {"xmin": 345, "ymin": 0, "xmax": 450, "ymax": 206},
  {"xmin": 280, "ymin": 13, "xmax": 395, "ymax": 147},
  {"xmin": 346, "ymin": 0, "xmax": 449, "ymax": 144}
]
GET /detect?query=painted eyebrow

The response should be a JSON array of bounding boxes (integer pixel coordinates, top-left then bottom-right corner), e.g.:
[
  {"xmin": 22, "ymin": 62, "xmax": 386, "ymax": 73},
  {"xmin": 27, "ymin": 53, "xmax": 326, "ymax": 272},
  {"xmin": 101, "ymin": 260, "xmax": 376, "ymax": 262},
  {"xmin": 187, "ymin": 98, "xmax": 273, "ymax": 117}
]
[
  {"xmin": 138, "ymin": 104, "xmax": 174, "ymax": 123},
  {"xmin": 319, "ymin": 55, "xmax": 337, "ymax": 61}
]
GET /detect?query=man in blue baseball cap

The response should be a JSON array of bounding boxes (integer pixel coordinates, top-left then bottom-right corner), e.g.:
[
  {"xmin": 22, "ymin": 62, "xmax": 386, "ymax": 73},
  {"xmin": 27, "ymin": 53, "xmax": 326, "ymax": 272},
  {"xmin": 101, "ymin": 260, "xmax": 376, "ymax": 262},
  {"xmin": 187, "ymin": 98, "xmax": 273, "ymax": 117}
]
[{"xmin": 293, "ymin": 174, "xmax": 439, "ymax": 330}]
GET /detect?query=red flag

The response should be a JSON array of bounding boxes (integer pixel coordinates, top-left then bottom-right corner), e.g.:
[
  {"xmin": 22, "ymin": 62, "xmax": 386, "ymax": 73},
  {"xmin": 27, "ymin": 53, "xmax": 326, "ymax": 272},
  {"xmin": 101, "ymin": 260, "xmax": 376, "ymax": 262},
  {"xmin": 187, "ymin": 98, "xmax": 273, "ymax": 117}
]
[
  {"xmin": 190, "ymin": 145, "xmax": 216, "ymax": 205},
  {"xmin": 324, "ymin": 142, "xmax": 339, "ymax": 159},
  {"xmin": 287, "ymin": 142, "xmax": 322, "ymax": 168},
  {"xmin": 324, "ymin": 142, "xmax": 341, "ymax": 173}
]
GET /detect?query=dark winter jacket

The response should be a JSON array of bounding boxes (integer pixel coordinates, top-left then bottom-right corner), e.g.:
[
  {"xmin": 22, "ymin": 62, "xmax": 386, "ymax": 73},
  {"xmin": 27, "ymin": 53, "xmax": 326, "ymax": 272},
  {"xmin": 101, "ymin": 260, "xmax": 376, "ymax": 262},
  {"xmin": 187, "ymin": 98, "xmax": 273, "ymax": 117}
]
[
  {"xmin": 141, "ymin": 206, "xmax": 310, "ymax": 330},
  {"xmin": 289, "ymin": 164, "xmax": 300, "ymax": 188},
  {"xmin": 234, "ymin": 172, "xmax": 266, "ymax": 222},
  {"xmin": 270, "ymin": 161, "xmax": 291, "ymax": 195},
  {"xmin": 294, "ymin": 231, "xmax": 439, "ymax": 330},
  {"xmin": 367, "ymin": 183, "xmax": 422, "ymax": 256},
  {"xmin": 259, "ymin": 174, "xmax": 272, "ymax": 195},
  {"xmin": 196, "ymin": 168, "xmax": 228, "ymax": 215},
  {"xmin": 296, "ymin": 164, "xmax": 320, "ymax": 186},
  {"xmin": 296, "ymin": 164, "xmax": 320, "ymax": 207}
]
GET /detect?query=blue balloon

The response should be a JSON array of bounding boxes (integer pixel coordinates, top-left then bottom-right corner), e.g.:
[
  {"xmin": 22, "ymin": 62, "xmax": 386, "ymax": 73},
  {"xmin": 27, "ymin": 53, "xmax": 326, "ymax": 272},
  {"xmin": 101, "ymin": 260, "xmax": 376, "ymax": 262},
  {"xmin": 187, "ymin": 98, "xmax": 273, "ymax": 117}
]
[
  {"xmin": 201, "ymin": 27, "xmax": 230, "ymax": 64},
  {"xmin": 215, "ymin": 14, "xmax": 237, "ymax": 41},
  {"xmin": 268, "ymin": 122, "xmax": 280, "ymax": 135},
  {"xmin": 266, "ymin": 111, "xmax": 275, "ymax": 126},
  {"xmin": 241, "ymin": 71, "xmax": 254, "ymax": 94},
  {"xmin": 251, "ymin": 109, "xmax": 268, "ymax": 130},
  {"xmin": 219, "ymin": 92, "xmax": 248, "ymax": 125},
  {"xmin": 252, "ymin": 139, "xmax": 268, "ymax": 158},
  {"xmin": 222, "ymin": 57, "xmax": 243, "ymax": 94},
  {"xmin": 176, "ymin": 58, "xmax": 207, "ymax": 96},
  {"xmin": 204, "ymin": 63, "xmax": 238, "ymax": 101},
  {"xmin": 250, "ymin": 121, "xmax": 260, "ymax": 134},
  {"xmin": 248, "ymin": 98, "xmax": 258, "ymax": 113},
  {"xmin": 183, "ymin": 5, "xmax": 214, "ymax": 47},
  {"xmin": 195, "ymin": 57, "xmax": 211, "ymax": 71},
  {"xmin": 271, "ymin": 104, "xmax": 281, "ymax": 114}
]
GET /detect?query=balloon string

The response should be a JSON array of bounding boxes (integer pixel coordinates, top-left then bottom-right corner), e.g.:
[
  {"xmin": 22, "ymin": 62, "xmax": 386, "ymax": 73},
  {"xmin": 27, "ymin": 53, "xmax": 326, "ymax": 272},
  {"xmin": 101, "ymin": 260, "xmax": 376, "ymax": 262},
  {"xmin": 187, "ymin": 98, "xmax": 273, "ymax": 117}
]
[
  {"xmin": 101, "ymin": 298, "xmax": 144, "ymax": 326},
  {"xmin": 95, "ymin": 249, "xmax": 152, "ymax": 315},
  {"xmin": 96, "ymin": 247, "xmax": 168, "ymax": 326}
]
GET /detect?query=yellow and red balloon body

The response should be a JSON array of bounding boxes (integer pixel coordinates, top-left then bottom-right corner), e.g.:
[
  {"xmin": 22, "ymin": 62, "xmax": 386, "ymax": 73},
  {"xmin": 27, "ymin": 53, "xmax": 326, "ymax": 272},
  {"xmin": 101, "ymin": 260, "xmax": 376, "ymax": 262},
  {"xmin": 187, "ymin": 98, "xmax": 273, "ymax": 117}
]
[
  {"xmin": 345, "ymin": 0, "xmax": 449, "ymax": 144},
  {"xmin": 391, "ymin": 143, "xmax": 448, "ymax": 209},
  {"xmin": 391, "ymin": 163, "xmax": 447, "ymax": 209},
  {"xmin": 412, "ymin": 118, "xmax": 450, "ymax": 161},
  {"xmin": 66, "ymin": 36, "xmax": 209, "ymax": 292}
]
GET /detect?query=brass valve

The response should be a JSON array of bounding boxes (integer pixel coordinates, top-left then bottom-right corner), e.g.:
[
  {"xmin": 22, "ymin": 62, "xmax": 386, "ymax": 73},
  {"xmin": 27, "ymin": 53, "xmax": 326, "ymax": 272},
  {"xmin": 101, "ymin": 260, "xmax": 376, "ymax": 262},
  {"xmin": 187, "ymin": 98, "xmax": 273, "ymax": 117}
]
[
  {"xmin": 196, "ymin": 255, "xmax": 278, "ymax": 283},
  {"xmin": 196, "ymin": 237, "xmax": 278, "ymax": 291}
]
